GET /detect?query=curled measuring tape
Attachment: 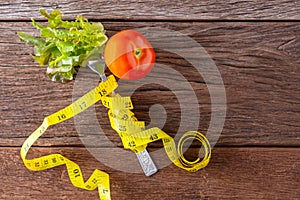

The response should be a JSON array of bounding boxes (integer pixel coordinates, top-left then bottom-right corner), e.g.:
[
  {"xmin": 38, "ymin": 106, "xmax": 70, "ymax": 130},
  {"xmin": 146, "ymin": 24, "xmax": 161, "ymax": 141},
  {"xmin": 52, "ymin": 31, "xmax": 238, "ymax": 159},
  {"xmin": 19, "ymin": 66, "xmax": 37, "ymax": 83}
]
[
  {"xmin": 103, "ymin": 95, "xmax": 211, "ymax": 172},
  {"xmin": 21, "ymin": 75, "xmax": 211, "ymax": 200}
]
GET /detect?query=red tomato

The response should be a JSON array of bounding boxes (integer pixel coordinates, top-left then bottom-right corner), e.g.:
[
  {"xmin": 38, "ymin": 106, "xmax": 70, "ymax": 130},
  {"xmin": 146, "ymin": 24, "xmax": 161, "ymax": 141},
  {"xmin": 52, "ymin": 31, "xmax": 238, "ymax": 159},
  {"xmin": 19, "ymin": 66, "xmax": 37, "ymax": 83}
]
[{"xmin": 104, "ymin": 30, "xmax": 155, "ymax": 80}]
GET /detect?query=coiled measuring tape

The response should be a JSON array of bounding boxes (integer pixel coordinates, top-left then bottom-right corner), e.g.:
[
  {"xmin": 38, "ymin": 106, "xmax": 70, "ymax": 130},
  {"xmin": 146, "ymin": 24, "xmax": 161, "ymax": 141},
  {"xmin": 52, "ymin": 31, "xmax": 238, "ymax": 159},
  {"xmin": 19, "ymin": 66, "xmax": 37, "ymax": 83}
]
[{"xmin": 21, "ymin": 75, "xmax": 211, "ymax": 200}]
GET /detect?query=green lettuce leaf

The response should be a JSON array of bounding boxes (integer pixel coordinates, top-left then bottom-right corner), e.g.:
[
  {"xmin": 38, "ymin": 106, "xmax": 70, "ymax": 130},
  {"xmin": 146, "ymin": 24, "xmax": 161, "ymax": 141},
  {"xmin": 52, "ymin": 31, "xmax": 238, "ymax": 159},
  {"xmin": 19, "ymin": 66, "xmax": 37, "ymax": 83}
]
[{"xmin": 18, "ymin": 9, "xmax": 108, "ymax": 82}]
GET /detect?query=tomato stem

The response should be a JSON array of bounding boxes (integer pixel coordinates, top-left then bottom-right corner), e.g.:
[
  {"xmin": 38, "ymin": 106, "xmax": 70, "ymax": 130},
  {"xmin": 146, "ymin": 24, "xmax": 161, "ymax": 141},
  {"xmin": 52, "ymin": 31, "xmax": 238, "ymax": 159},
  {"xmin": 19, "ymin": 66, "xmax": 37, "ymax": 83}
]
[{"xmin": 134, "ymin": 48, "xmax": 142, "ymax": 59}]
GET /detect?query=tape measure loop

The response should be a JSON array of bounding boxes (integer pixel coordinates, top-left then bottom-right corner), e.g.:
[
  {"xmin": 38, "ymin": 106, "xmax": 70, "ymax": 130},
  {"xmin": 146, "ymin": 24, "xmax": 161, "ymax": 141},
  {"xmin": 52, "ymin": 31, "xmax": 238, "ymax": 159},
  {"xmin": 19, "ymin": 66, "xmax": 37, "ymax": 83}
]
[
  {"xmin": 177, "ymin": 131, "xmax": 211, "ymax": 171},
  {"xmin": 105, "ymin": 93, "xmax": 212, "ymax": 172}
]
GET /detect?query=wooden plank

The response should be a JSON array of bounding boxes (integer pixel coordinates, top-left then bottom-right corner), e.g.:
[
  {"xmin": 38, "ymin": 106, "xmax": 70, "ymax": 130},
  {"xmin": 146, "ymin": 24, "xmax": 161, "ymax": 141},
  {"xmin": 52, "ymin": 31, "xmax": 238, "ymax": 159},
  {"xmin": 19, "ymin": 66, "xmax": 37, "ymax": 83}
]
[
  {"xmin": 0, "ymin": 1, "xmax": 300, "ymax": 20},
  {"xmin": 1, "ymin": 22, "xmax": 300, "ymax": 147},
  {"xmin": 0, "ymin": 147, "xmax": 299, "ymax": 199}
]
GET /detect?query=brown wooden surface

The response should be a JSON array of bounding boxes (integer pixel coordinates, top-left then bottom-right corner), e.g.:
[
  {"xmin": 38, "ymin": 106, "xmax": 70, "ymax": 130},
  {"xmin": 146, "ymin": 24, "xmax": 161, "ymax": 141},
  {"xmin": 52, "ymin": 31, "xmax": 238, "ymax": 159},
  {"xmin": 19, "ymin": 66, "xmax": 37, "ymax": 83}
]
[
  {"xmin": 0, "ymin": 147, "xmax": 299, "ymax": 200},
  {"xmin": 0, "ymin": 0, "xmax": 300, "ymax": 20},
  {"xmin": 0, "ymin": 1, "xmax": 300, "ymax": 200}
]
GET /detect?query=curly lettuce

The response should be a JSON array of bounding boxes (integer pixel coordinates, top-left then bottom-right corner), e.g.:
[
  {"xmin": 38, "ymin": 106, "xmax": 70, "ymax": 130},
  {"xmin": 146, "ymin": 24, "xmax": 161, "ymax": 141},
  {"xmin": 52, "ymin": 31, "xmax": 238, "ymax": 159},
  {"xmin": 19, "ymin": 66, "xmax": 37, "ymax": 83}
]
[{"xmin": 18, "ymin": 9, "xmax": 107, "ymax": 82}]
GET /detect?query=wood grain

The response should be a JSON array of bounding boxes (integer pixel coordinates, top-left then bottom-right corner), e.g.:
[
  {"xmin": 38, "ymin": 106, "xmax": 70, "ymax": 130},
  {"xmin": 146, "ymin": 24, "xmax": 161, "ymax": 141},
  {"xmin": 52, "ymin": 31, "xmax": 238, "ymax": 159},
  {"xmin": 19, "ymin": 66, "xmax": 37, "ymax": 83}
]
[
  {"xmin": 0, "ymin": 147, "xmax": 299, "ymax": 199},
  {"xmin": 0, "ymin": 2, "xmax": 299, "ymax": 200},
  {"xmin": 1, "ymin": 22, "xmax": 299, "ymax": 147},
  {"xmin": 0, "ymin": 0, "xmax": 299, "ymax": 21}
]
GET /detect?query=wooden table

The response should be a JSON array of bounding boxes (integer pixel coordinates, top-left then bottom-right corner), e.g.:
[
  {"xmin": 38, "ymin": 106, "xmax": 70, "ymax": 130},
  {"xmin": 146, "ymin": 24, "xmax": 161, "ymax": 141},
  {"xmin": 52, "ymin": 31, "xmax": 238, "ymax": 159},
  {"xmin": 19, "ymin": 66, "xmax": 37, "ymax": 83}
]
[{"xmin": 1, "ymin": 1, "xmax": 299, "ymax": 199}]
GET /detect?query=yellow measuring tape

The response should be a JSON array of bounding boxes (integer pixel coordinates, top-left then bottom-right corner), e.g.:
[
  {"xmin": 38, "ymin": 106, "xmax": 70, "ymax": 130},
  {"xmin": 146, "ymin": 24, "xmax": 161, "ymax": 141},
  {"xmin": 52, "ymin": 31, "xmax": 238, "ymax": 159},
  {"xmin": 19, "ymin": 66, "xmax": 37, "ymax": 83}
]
[
  {"xmin": 21, "ymin": 75, "xmax": 211, "ymax": 200},
  {"xmin": 103, "ymin": 94, "xmax": 211, "ymax": 172}
]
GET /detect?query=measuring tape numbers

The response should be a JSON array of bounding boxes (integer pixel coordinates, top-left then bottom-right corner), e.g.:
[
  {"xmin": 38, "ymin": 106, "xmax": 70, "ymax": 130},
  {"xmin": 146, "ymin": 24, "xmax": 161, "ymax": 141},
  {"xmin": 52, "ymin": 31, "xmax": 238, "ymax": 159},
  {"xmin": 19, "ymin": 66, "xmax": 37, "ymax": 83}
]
[
  {"xmin": 103, "ymin": 95, "xmax": 212, "ymax": 172},
  {"xmin": 21, "ymin": 75, "xmax": 211, "ymax": 200},
  {"xmin": 20, "ymin": 75, "xmax": 117, "ymax": 200}
]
